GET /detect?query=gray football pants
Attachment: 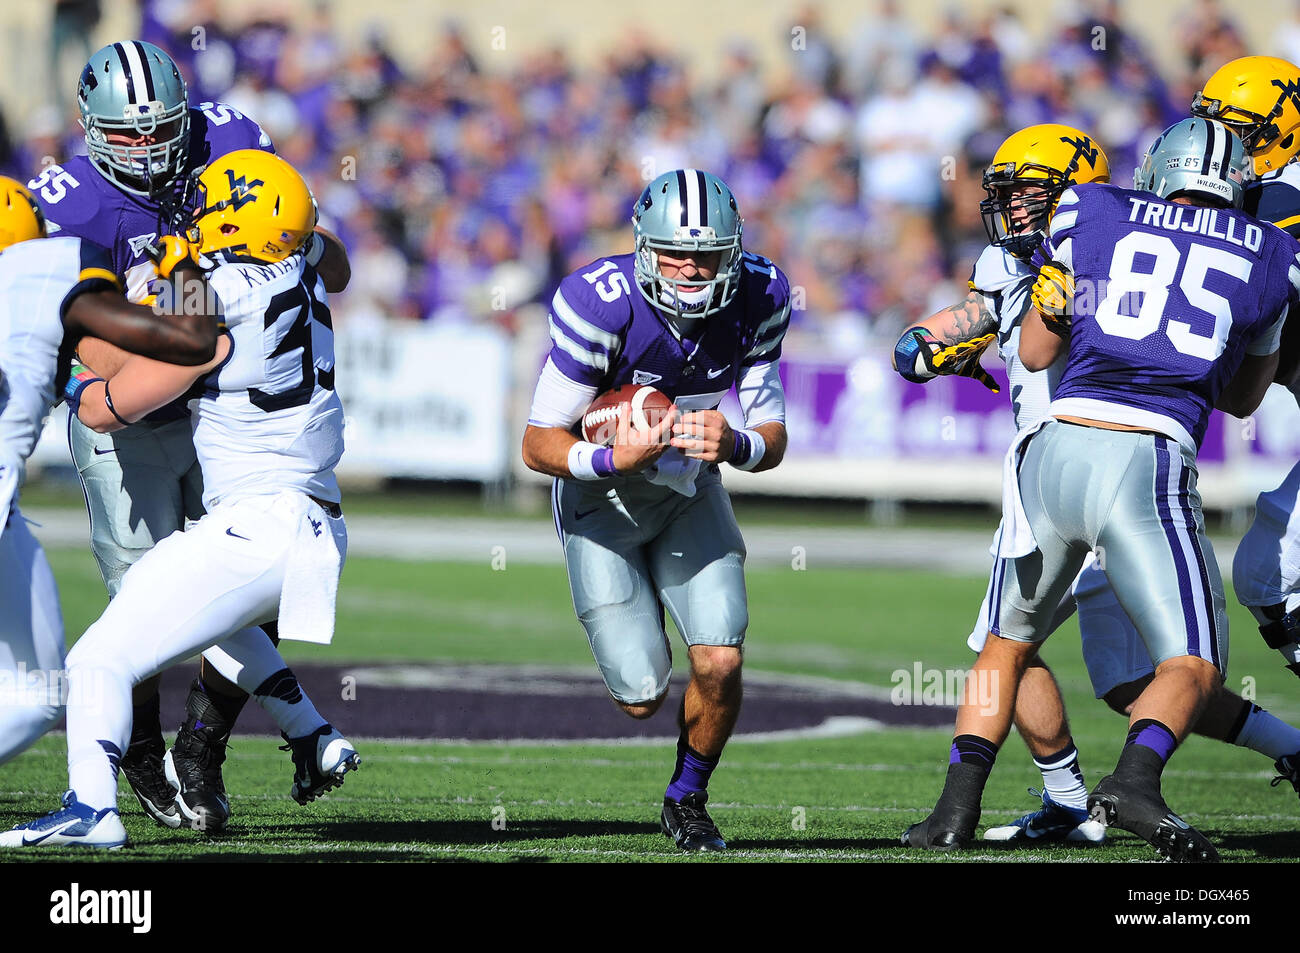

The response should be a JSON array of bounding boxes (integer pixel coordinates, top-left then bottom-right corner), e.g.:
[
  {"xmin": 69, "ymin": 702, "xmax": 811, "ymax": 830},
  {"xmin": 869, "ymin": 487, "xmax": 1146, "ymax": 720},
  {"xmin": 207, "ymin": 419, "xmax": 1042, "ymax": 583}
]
[
  {"xmin": 991, "ymin": 421, "xmax": 1227, "ymax": 675},
  {"xmin": 68, "ymin": 413, "xmax": 203, "ymax": 597},
  {"xmin": 553, "ymin": 472, "xmax": 748, "ymax": 704}
]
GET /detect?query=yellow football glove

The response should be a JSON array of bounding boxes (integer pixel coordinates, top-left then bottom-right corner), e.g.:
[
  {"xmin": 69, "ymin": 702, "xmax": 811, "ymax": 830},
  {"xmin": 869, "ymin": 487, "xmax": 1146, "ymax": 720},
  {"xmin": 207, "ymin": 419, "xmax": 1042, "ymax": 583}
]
[
  {"xmin": 1032, "ymin": 261, "xmax": 1074, "ymax": 333},
  {"xmin": 147, "ymin": 234, "xmax": 201, "ymax": 280},
  {"xmin": 916, "ymin": 331, "xmax": 1000, "ymax": 394}
]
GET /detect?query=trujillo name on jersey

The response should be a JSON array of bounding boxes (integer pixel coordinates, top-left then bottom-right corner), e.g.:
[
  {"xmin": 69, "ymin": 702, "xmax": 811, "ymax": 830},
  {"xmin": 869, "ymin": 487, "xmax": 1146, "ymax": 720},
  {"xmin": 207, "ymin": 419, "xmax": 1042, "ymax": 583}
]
[
  {"xmin": 1041, "ymin": 182, "xmax": 1299, "ymax": 452},
  {"xmin": 27, "ymin": 102, "xmax": 274, "ymax": 305},
  {"xmin": 546, "ymin": 252, "xmax": 790, "ymax": 412}
]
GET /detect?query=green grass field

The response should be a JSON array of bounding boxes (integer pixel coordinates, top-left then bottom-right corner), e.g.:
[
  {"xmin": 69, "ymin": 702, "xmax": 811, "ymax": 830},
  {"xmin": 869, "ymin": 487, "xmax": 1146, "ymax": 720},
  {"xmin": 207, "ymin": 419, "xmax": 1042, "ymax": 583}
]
[{"xmin": 3, "ymin": 532, "xmax": 1300, "ymax": 864}]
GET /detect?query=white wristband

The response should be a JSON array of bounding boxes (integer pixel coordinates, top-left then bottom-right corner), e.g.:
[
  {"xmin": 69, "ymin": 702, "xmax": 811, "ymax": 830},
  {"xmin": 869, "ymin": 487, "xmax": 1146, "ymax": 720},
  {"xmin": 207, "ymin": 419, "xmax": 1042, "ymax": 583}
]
[
  {"xmin": 305, "ymin": 232, "xmax": 326, "ymax": 267},
  {"xmin": 567, "ymin": 441, "xmax": 608, "ymax": 480},
  {"xmin": 730, "ymin": 428, "xmax": 766, "ymax": 471}
]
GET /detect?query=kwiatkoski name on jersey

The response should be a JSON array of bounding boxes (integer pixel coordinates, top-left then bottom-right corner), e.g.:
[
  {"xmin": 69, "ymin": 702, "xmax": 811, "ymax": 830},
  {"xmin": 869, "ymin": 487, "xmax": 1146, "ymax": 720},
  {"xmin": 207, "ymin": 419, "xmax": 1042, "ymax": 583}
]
[
  {"xmin": 546, "ymin": 251, "xmax": 791, "ymax": 413},
  {"xmin": 1042, "ymin": 182, "xmax": 1300, "ymax": 452},
  {"xmin": 28, "ymin": 102, "xmax": 273, "ymax": 304},
  {"xmin": 193, "ymin": 252, "xmax": 343, "ymax": 511}
]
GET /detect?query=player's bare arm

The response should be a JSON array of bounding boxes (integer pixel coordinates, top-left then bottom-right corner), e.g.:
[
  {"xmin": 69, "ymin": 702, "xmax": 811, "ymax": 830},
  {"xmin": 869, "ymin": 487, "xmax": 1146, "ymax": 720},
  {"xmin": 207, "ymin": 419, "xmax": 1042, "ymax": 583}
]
[
  {"xmin": 1217, "ymin": 350, "xmax": 1280, "ymax": 417},
  {"xmin": 916, "ymin": 292, "xmax": 999, "ymax": 348},
  {"xmin": 312, "ymin": 227, "xmax": 350, "ymax": 293},
  {"xmin": 64, "ymin": 263, "xmax": 218, "ymax": 366},
  {"xmin": 75, "ymin": 336, "xmax": 131, "ymax": 379},
  {"xmin": 77, "ymin": 335, "xmax": 230, "ymax": 432},
  {"xmin": 1018, "ymin": 304, "xmax": 1066, "ymax": 372},
  {"xmin": 522, "ymin": 401, "xmax": 680, "ymax": 478}
]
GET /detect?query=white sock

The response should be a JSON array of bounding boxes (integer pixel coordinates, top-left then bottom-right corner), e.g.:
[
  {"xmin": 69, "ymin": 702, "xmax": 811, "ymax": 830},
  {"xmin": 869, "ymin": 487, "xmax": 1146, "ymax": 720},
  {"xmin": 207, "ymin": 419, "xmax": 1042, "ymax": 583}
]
[
  {"xmin": 66, "ymin": 663, "xmax": 131, "ymax": 811},
  {"xmin": 203, "ymin": 628, "xmax": 325, "ymax": 739},
  {"xmin": 1034, "ymin": 741, "xmax": 1088, "ymax": 810},
  {"xmin": 1233, "ymin": 703, "xmax": 1300, "ymax": 761}
]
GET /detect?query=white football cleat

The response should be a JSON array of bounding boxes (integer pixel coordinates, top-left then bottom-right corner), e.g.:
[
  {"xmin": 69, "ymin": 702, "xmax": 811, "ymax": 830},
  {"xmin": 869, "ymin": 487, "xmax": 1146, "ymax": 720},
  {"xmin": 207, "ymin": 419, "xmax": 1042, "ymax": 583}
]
[
  {"xmin": 0, "ymin": 791, "xmax": 128, "ymax": 849},
  {"xmin": 280, "ymin": 724, "xmax": 361, "ymax": 805}
]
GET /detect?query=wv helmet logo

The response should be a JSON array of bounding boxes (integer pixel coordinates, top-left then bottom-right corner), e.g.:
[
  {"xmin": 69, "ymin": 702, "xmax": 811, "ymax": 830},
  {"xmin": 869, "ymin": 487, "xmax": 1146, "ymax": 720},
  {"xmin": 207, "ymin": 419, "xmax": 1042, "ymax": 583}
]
[
  {"xmin": 224, "ymin": 170, "xmax": 265, "ymax": 210},
  {"xmin": 1271, "ymin": 78, "xmax": 1300, "ymax": 113},
  {"xmin": 1059, "ymin": 134, "xmax": 1100, "ymax": 173}
]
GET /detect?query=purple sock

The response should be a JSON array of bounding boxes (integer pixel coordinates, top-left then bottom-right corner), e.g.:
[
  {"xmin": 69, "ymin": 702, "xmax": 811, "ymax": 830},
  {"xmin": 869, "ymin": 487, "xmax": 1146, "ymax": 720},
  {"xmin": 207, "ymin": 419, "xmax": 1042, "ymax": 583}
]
[
  {"xmin": 665, "ymin": 738, "xmax": 719, "ymax": 802},
  {"xmin": 949, "ymin": 734, "xmax": 998, "ymax": 771},
  {"xmin": 1125, "ymin": 718, "xmax": 1178, "ymax": 765}
]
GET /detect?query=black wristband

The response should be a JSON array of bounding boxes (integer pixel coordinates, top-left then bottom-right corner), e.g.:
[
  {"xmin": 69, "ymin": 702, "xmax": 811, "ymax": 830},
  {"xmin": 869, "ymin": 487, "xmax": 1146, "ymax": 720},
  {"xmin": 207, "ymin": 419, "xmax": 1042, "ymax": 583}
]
[{"xmin": 103, "ymin": 382, "xmax": 131, "ymax": 427}]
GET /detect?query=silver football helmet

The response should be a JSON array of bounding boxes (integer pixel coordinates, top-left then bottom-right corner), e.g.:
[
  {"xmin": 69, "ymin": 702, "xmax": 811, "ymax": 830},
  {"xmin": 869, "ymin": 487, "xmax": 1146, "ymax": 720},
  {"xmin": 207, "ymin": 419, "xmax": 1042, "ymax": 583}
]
[
  {"xmin": 77, "ymin": 41, "xmax": 190, "ymax": 196},
  {"xmin": 1133, "ymin": 118, "xmax": 1247, "ymax": 209},
  {"xmin": 632, "ymin": 169, "xmax": 743, "ymax": 321}
]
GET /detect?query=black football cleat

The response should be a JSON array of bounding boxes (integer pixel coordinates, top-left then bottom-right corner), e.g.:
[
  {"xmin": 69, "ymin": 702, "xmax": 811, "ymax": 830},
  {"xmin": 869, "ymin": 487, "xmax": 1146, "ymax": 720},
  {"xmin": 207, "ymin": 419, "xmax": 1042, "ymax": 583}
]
[
  {"xmin": 163, "ymin": 685, "xmax": 232, "ymax": 833},
  {"xmin": 119, "ymin": 734, "xmax": 182, "ymax": 829},
  {"xmin": 1271, "ymin": 753, "xmax": 1300, "ymax": 800},
  {"xmin": 661, "ymin": 791, "xmax": 727, "ymax": 852},
  {"xmin": 900, "ymin": 809, "xmax": 977, "ymax": 850},
  {"xmin": 1087, "ymin": 774, "xmax": 1218, "ymax": 863},
  {"xmin": 280, "ymin": 724, "xmax": 361, "ymax": 805}
]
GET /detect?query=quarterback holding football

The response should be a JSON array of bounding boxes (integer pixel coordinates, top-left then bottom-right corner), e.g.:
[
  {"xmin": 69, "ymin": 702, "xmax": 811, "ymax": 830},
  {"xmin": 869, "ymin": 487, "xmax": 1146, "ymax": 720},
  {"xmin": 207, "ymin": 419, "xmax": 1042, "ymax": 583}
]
[{"xmin": 522, "ymin": 169, "xmax": 789, "ymax": 851}]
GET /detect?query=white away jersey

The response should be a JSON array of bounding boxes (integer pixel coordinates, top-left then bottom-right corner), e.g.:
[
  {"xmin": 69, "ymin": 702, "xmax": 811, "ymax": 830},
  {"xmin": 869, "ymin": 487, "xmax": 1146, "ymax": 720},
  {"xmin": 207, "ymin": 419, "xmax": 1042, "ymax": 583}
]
[
  {"xmin": 969, "ymin": 244, "xmax": 1062, "ymax": 431},
  {"xmin": 0, "ymin": 236, "xmax": 118, "ymax": 478},
  {"xmin": 193, "ymin": 252, "xmax": 343, "ymax": 509}
]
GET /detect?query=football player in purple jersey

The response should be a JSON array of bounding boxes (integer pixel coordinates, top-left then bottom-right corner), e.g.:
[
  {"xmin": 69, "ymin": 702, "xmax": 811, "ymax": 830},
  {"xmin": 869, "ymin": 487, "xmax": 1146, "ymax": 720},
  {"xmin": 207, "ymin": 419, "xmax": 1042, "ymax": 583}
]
[
  {"xmin": 906, "ymin": 118, "xmax": 1298, "ymax": 862},
  {"xmin": 522, "ymin": 169, "xmax": 789, "ymax": 851},
  {"xmin": 28, "ymin": 40, "xmax": 351, "ymax": 833}
]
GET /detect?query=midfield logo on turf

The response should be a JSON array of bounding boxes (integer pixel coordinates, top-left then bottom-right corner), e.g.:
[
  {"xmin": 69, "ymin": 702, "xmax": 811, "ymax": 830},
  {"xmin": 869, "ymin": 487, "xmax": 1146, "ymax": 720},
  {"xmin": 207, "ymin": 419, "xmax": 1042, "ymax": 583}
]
[{"xmin": 890, "ymin": 662, "xmax": 998, "ymax": 715}]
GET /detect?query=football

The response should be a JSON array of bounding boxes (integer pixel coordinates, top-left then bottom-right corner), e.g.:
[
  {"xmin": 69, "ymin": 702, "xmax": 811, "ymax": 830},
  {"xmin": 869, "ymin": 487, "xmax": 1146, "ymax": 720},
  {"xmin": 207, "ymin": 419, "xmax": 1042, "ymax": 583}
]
[{"xmin": 580, "ymin": 384, "xmax": 673, "ymax": 446}]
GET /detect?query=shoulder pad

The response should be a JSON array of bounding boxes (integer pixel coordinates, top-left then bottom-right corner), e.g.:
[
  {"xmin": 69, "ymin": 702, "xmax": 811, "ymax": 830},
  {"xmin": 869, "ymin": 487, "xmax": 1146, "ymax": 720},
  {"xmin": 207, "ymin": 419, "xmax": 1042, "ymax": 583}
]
[
  {"xmin": 970, "ymin": 244, "xmax": 1031, "ymax": 296},
  {"xmin": 187, "ymin": 103, "xmax": 276, "ymax": 173},
  {"xmin": 555, "ymin": 259, "xmax": 634, "ymax": 334},
  {"xmin": 1246, "ymin": 175, "xmax": 1300, "ymax": 236},
  {"xmin": 29, "ymin": 156, "xmax": 107, "ymax": 230}
]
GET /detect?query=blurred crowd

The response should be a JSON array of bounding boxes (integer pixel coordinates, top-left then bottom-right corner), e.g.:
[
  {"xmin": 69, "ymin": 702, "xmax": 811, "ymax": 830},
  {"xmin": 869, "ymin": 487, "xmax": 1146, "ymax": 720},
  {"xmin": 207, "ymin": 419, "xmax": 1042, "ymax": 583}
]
[{"xmin": 0, "ymin": 0, "xmax": 1285, "ymax": 353}]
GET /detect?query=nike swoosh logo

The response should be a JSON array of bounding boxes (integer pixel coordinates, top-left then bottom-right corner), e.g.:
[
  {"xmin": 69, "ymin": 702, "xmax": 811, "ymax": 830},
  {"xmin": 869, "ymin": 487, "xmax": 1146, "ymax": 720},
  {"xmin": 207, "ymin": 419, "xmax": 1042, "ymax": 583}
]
[
  {"xmin": 573, "ymin": 508, "xmax": 599, "ymax": 521},
  {"xmin": 93, "ymin": 447, "xmax": 117, "ymax": 455},
  {"xmin": 225, "ymin": 527, "xmax": 250, "ymax": 540},
  {"xmin": 706, "ymin": 365, "xmax": 731, "ymax": 379},
  {"xmin": 23, "ymin": 828, "xmax": 62, "ymax": 846}
]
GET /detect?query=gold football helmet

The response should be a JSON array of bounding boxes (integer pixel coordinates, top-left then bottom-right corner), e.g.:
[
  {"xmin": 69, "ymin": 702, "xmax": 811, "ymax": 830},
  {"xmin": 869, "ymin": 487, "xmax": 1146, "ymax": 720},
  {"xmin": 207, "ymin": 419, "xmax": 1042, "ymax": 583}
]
[
  {"xmin": 0, "ymin": 177, "xmax": 46, "ymax": 251},
  {"xmin": 1192, "ymin": 55, "xmax": 1300, "ymax": 177},
  {"xmin": 188, "ymin": 150, "xmax": 317, "ymax": 263},
  {"xmin": 980, "ymin": 124, "xmax": 1110, "ymax": 258}
]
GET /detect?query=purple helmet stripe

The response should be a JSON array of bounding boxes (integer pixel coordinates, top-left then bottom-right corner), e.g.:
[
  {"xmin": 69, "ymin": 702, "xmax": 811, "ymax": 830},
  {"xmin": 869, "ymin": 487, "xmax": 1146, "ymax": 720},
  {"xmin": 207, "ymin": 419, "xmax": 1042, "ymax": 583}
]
[
  {"xmin": 675, "ymin": 170, "xmax": 689, "ymax": 226},
  {"xmin": 696, "ymin": 169, "xmax": 708, "ymax": 226}
]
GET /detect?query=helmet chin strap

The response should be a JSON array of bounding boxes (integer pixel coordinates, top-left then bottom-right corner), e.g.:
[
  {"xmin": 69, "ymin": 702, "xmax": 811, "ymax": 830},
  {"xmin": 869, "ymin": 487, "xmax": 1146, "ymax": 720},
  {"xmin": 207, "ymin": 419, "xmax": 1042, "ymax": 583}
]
[{"xmin": 660, "ymin": 282, "xmax": 712, "ymax": 312}]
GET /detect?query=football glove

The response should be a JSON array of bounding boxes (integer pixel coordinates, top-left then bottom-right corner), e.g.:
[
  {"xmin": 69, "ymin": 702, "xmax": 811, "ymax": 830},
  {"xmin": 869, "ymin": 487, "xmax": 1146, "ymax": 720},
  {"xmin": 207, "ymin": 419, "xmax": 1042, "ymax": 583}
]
[
  {"xmin": 915, "ymin": 331, "xmax": 1000, "ymax": 394},
  {"xmin": 1031, "ymin": 261, "xmax": 1074, "ymax": 333},
  {"xmin": 146, "ymin": 235, "xmax": 208, "ymax": 280}
]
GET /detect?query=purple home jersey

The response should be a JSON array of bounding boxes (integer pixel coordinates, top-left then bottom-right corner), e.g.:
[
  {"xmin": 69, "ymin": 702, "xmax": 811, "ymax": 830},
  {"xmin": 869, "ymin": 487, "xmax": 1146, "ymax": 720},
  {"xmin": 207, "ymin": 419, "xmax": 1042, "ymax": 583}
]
[
  {"xmin": 545, "ymin": 251, "xmax": 790, "ymax": 412},
  {"xmin": 27, "ymin": 102, "xmax": 273, "ymax": 304},
  {"xmin": 1041, "ymin": 182, "xmax": 1300, "ymax": 452}
]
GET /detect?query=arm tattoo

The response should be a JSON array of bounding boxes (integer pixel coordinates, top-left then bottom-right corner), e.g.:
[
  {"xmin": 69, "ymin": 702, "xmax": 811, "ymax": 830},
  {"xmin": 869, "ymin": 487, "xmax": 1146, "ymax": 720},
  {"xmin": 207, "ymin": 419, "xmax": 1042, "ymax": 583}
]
[{"xmin": 934, "ymin": 292, "xmax": 997, "ymax": 346}]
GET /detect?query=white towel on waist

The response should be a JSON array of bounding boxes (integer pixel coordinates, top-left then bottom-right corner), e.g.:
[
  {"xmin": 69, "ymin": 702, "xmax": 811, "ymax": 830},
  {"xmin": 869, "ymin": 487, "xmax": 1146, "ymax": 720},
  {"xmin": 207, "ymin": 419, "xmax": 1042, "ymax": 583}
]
[
  {"xmin": 278, "ymin": 499, "xmax": 342, "ymax": 644},
  {"xmin": 644, "ymin": 448, "xmax": 702, "ymax": 497},
  {"xmin": 993, "ymin": 417, "xmax": 1051, "ymax": 559}
]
